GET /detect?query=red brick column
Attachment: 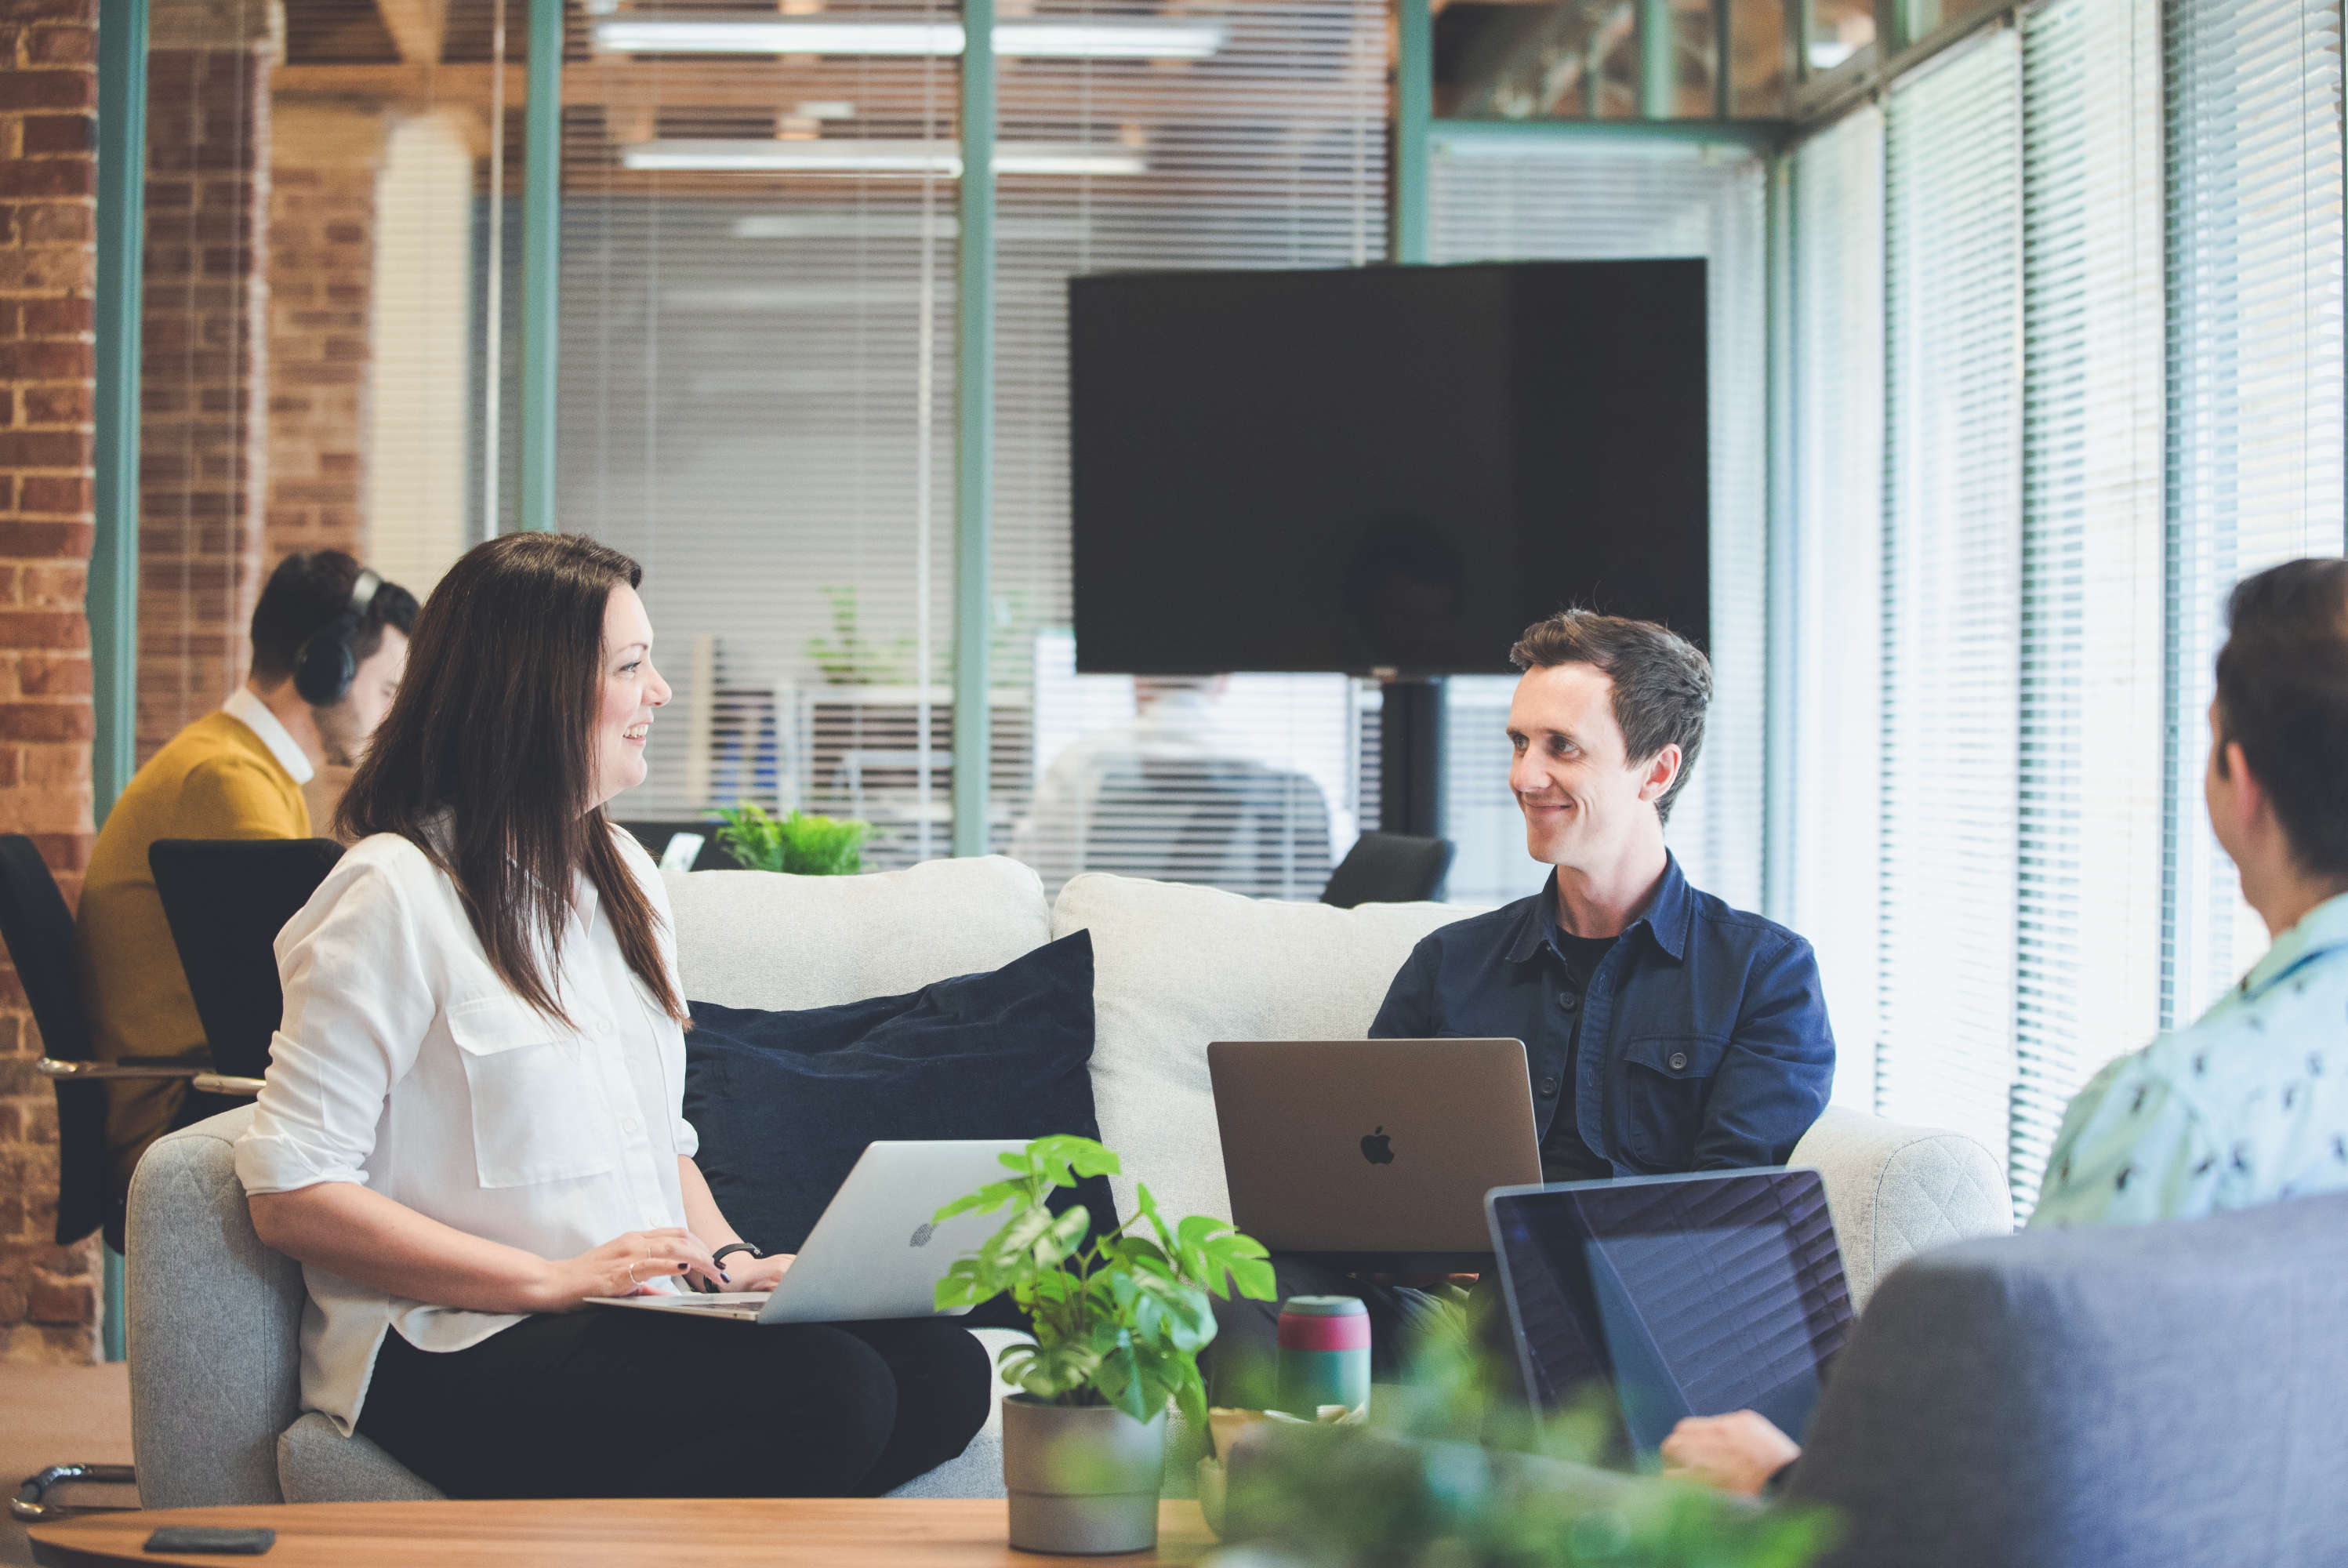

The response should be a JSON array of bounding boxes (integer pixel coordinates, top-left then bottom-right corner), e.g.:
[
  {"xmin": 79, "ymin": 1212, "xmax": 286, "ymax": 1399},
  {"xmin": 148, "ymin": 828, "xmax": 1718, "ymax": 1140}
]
[
  {"xmin": 136, "ymin": 41, "xmax": 267, "ymax": 763},
  {"xmin": 0, "ymin": 0, "xmax": 100, "ymax": 1362},
  {"xmin": 266, "ymin": 107, "xmax": 379, "ymax": 563}
]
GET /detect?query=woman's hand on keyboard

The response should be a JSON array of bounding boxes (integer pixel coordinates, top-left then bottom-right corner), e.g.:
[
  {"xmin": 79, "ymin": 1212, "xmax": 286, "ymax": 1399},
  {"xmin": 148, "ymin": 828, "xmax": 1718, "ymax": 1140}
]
[{"xmin": 542, "ymin": 1228, "xmax": 726, "ymax": 1308}]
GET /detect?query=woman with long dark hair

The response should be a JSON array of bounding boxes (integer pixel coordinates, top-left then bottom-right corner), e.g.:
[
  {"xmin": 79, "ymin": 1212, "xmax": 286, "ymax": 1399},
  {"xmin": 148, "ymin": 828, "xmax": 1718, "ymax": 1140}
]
[{"xmin": 234, "ymin": 533, "xmax": 990, "ymax": 1499}]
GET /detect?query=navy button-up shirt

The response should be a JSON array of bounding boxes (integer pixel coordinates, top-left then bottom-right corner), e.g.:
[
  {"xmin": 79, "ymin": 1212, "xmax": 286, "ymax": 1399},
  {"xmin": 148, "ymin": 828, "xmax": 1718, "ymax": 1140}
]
[{"xmin": 1368, "ymin": 855, "xmax": 1834, "ymax": 1175}]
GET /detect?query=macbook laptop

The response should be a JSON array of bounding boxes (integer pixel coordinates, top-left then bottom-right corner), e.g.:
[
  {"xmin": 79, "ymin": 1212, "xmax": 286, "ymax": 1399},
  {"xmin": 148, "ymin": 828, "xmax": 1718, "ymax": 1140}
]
[
  {"xmin": 1486, "ymin": 1169, "xmax": 1856, "ymax": 1465},
  {"xmin": 589, "ymin": 1139, "xmax": 1024, "ymax": 1324},
  {"xmin": 1207, "ymin": 1038, "xmax": 1542, "ymax": 1272}
]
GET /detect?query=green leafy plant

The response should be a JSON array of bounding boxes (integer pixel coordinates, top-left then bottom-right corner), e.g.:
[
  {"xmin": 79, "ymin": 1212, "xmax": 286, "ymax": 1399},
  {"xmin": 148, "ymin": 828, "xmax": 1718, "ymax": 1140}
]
[
  {"xmin": 1221, "ymin": 1326, "xmax": 1839, "ymax": 1568},
  {"xmin": 933, "ymin": 1135, "xmax": 1276, "ymax": 1430},
  {"xmin": 709, "ymin": 802, "xmax": 871, "ymax": 876},
  {"xmin": 805, "ymin": 586, "xmax": 915, "ymax": 685}
]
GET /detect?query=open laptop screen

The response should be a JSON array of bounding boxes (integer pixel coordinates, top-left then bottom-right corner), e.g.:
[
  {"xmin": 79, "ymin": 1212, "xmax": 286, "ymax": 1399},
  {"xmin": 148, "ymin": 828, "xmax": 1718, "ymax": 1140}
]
[{"xmin": 1486, "ymin": 1170, "xmax": 1855, "ymax": 1459}]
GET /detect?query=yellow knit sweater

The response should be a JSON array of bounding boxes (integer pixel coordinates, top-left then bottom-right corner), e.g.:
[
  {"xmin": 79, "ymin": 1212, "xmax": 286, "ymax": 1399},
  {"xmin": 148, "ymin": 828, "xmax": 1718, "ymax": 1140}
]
[{"xmin": 76, "ymin": 710, "xmax": 311, "ymax": 1197}]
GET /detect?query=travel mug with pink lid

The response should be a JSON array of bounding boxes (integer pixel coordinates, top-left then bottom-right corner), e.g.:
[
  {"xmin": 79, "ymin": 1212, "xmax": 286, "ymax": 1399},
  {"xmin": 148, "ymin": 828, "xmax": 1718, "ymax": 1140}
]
[{"xmin": 1275, "ymin": 1294, "xmax": 1371, "ymax": 1417}]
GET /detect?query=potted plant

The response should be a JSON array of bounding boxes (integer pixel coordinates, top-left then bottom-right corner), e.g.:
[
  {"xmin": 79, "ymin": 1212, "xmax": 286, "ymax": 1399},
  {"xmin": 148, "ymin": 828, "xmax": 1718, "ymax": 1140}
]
[
  {"xmin": 933, "ymin": 1135, "xmax": 1276, "ymax": 1555},
  {"xmin": 709, "ymin": 802, "xmax": 872, "ymax": 875}
]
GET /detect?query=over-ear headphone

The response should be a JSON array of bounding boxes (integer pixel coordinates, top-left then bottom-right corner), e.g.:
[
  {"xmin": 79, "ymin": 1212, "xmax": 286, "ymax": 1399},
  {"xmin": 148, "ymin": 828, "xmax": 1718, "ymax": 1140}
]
[{"xmin": 292, "ymin": 568, "xmax": 383, "ymax": 707}]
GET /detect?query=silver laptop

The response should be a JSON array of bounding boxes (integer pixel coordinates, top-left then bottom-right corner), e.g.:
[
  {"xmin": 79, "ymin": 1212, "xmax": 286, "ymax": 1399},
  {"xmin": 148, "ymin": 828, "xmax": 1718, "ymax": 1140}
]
[
  {"xmin": 590, "ymin": 1139, "xmax": 1025, "ymax": 1324},
  {"xmin": 1207, "ymin": 1038, "xmax": 1541, "ymax": 1272}
]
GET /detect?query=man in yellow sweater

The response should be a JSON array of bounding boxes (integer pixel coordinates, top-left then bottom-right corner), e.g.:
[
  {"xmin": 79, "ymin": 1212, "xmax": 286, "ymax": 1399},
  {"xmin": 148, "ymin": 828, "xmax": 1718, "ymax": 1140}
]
[{"xmin": 78, "ymin": 550, "xmax": 418, "ymax": 1240}]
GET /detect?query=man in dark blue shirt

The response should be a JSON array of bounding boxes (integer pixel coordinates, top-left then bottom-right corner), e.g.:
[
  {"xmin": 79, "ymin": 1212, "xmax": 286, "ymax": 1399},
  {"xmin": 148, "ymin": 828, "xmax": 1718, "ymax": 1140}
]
[
  {"xmin": 1377, "ymin": 609, "xmax": 1834, "ymax": 1178},
  {"xmin": 1211, "ymin": 611, "xmax": 1835, "ymax": 1389}
]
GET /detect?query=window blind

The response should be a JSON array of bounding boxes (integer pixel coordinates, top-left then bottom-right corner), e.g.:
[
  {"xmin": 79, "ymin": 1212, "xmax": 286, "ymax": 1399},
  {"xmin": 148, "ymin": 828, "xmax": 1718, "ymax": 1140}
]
[
  {"xmin": 1783, "ymin": 105, "xmax": 1885, "ymax": 1109},
  {"xmin": 991, "ymin": 0, "xmax": 1391, "ymax": 898},
  {"xmin": 1425, "ymin": 132, "xmax": 1769, "ymax": 913},
  {"xmin": 1876, "ymin": 31, "xmax": 2023, "ymax": 1165},
  {"xmin": 2163, "ymin": 0, "xmax": 2348, "ymax": 1025},
  {"xmin": 554, "ymin": 2, "xmax": 965, "ymax": 867},
  {"xmin": 2011, "ymin": 0, "xmax": 2166, "ymax": 1212}
]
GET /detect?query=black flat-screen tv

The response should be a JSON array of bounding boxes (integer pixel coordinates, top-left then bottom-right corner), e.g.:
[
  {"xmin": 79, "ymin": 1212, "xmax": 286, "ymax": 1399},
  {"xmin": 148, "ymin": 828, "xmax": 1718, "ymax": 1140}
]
[{"xmin": 1069, "ymin": 260, "xmax": 1709, "ymax": 676}]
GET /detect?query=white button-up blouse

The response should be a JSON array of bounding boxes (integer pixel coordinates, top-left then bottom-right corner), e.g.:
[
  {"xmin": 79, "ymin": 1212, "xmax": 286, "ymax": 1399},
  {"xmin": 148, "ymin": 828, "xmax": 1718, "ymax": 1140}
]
[{"xmin": 234, "ymin": 824, "xmax": 698, "ymax": 1434}]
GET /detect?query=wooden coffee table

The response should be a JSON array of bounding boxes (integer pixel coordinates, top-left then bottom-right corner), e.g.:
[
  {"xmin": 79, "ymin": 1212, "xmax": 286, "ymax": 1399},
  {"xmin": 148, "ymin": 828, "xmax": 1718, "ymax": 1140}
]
[{"xmin": 29, "ymin": 1497, "xmax": 1214, "ymax": 1567}]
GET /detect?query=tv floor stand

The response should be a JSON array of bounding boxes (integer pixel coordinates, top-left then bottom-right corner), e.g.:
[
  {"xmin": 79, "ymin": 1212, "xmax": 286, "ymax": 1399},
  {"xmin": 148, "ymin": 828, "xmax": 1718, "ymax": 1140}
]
[{"xmin": 1377, "ymin": 677, "xmax": 1444, "ymax": 840}]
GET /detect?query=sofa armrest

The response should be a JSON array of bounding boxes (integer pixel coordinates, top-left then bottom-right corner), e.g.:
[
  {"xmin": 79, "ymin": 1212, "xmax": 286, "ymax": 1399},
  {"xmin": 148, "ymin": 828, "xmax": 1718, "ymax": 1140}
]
[
  {"xmin": 1794, "ymin": 1105, "xmax": 2012, "ymax": 1309},
  {"xmin": 125, "ymin": 1103, "xmax": 303, "ymax": 1509}
]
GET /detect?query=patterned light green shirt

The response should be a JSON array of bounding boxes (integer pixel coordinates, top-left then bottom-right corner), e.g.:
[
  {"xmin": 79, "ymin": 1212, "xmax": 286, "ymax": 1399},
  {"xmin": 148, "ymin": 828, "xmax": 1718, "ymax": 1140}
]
[{"xmin": 2030, "ymin": 891, "xmax": 2348, "ymax": 1229}]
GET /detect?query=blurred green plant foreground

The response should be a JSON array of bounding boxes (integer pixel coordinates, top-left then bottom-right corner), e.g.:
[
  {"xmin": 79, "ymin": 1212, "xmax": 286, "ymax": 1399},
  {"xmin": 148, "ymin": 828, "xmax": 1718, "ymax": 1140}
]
[{"xmin": 1218, "ymin": 1331, "xmax": 1839, "ymax": 1568}]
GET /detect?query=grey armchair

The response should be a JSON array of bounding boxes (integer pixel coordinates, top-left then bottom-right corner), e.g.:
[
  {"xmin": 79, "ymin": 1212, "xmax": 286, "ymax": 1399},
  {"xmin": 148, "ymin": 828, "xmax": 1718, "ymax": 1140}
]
[
  {"xmin": 125, "ymin": 1103, "xmax": 438, "ymax": 1508},
  {"xmin": 1787, "ymin": 1188, "xmax": 2348, "ymax": 1566}
]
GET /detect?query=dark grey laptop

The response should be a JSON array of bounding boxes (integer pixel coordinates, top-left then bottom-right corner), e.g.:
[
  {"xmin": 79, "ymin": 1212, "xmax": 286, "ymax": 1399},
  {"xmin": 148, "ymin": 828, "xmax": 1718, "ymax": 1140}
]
[
  {"xmin": 1486, "ymin": 1168, "xmax": 1856, "ymax": 1465},
  {"xmin": 1207, "ymin": 1038, "xmax": 1541, "ymax": 1272}
]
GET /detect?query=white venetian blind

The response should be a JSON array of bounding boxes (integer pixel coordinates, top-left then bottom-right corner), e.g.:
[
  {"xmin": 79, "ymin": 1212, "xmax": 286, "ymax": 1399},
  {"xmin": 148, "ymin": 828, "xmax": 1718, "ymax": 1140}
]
[
  {"xmin": 1875, "ymin": 31, "xmax": 2023, "ymax": 1165},
  {"xmin": 1424, "ymin": 133, "xmax": 1769, "ymax": 913},
  {"xmin": 991, "ymin": 0, "xmax": 1390, "ymax": 898},
  {"xmin": 2163, "ymin": 0, "xmax": 2348, "ymax": 1024},
  {"xmin": 1783, "ymin": 104, "xmax": 1885, "ymax": 1110},
  {"xmin": 555, "ymin": 2, "xmax": 964, "ymax": 867},
  {"xmin": 2010, "ymin": 0, "xmax": 2166, "ymax": 1212}
]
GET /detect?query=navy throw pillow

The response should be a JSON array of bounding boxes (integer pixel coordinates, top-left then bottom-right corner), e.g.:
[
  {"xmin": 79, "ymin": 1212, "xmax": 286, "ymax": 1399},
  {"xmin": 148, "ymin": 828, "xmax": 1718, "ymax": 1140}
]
[{"xmin": 683, "ymin": 930, "xmax": 1112, "ymax": 1319}]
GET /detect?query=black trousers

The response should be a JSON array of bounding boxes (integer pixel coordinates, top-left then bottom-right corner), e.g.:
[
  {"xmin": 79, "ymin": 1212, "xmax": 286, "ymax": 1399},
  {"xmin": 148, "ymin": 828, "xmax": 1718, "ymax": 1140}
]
[{"xmin": 357, "ymin": 1309, "xmax": 993, "ymax": 1500}]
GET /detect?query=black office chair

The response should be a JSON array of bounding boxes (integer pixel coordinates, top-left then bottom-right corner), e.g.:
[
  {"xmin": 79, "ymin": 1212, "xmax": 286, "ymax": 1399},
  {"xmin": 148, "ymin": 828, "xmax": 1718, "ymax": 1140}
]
[
  {"xmin": 1319, "ymin": 831, "xmax": 1454, "ymax": 907},
  {"xmin": 147, "ymin": 838, "xmax": 346, "ymax": 1083},
  {"xmin": 0, "ymin": 835, "xmax": 193, "ymax": 1523},
  {"xmin": 617, "ymin": 819, "xmax": 747, "ymax": 871}
]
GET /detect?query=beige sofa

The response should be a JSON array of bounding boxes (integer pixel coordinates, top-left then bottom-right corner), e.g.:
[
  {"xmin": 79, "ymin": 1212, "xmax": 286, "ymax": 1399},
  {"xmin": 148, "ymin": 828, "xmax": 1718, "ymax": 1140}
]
[{"xmin": 126, "ymin": 856, "xmax": 2013, "ymax": 1508}]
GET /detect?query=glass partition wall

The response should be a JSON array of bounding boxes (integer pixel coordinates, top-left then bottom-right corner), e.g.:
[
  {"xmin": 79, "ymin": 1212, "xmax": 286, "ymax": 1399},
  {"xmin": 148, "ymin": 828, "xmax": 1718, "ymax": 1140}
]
[
  {"xmin": 136, "ymin": 0, "xmax": 519, "ymax": 829},
  {"xmin": 114, "ymin": 0, "xmax": 2348, "ymax": 1217}
]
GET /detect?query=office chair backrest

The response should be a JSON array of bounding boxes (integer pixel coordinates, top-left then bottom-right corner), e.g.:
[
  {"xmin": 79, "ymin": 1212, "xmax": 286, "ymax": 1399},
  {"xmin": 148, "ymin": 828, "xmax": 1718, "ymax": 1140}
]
[
  {"xmin": 148, "ymin": 839, "xmax": 345, "ymax": 1083},
  {"xmin": 1320, "ymin": 831, "xmax": 1453, "ymax": 908},
  {"xmin": 0, "ymin": 833, "xmax": 106, "ymax": 1243}
]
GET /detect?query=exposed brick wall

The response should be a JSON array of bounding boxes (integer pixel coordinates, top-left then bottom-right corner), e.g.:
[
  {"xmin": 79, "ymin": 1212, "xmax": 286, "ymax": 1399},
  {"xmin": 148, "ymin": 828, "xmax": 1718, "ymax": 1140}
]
[
  {"xmin": 265, "ymin": 125, "xmax": 376, "ymax": 564},
  {"xmin": 0, "ymin": 0, "xmax": 100, "ymax": 1363},
  {"xmin": 137, "ymin": 42, "xmax": 267, "ymax": 764}
]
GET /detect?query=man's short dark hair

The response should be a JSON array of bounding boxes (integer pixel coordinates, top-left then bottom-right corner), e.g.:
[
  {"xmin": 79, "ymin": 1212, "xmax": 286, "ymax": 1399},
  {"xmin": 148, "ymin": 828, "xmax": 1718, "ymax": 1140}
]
[
  {"xmin": 2215, "ymin": 557, "xmax": 2348, "ymax": 877},
  {"xmin": 249, "ymin": 550, "xmax": 419, "ymax": 689},
  {"xmin": 1509, "ymin": 609, "xmax": 1712, "ymax": 822}
]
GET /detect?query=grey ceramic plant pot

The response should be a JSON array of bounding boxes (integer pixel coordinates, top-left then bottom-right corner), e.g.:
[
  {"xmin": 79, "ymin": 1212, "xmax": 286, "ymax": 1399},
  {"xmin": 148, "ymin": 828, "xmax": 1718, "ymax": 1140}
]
[{"xmin": 1000, "ymin": 1396, "xmax": 1169, "ymax": 1555}]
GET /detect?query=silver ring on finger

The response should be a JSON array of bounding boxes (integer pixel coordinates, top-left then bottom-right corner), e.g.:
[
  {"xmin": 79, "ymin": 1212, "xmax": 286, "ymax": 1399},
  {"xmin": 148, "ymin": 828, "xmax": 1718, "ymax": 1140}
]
[{"xmin": 626, "ymin": 1260, "xmax": 642, "ymax": 1287}]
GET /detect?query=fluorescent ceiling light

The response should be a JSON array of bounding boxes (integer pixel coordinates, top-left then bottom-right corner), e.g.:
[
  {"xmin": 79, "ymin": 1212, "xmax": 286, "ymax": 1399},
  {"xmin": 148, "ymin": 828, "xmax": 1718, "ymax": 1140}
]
[
  {"xmin": 590, "ymin": 14, "xmax": 1226, "ymax": 59},
  {"xmin": 622, "ymin": 138, "xmax": 1147, "ymax": 176}
]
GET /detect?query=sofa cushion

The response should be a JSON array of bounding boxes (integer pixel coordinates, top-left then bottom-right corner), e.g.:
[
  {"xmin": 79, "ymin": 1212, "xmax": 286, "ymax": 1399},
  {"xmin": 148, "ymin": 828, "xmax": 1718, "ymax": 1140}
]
[
  {"xmin": 665, "ymin": 854, "xmax": 1052, "ymax": 1011},
  {"xmin": 684, "ymin": 931, "xmax": 1112, "ymax": 1268},
  {"xmin": 1051, "ymin": 873, "xmax": 1479, "ymax": 1227}
]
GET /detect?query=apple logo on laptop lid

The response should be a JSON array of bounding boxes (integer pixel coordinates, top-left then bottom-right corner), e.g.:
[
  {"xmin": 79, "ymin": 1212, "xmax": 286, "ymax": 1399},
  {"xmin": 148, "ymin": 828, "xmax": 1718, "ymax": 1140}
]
[{"xmin": 1360, "ymin": 1127, "xmax": 1395, "ymax": 1165}]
